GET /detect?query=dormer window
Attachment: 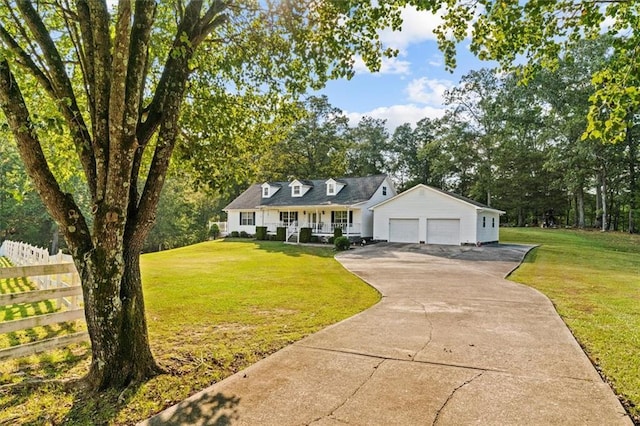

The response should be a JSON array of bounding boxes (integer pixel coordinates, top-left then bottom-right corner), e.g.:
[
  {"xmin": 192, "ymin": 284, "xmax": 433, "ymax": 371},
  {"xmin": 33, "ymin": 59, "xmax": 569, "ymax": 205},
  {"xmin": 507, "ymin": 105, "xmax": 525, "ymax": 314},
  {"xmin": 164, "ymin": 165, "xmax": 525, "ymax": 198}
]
[
  {"xmin": 289, "ymin": 179, "xmax": 312, "ymax": 197},
  {"xmin": 261, "ymin": 182, "xmax": 280, "ymax": 198},
  {"xmin": 325, "ymin": 178, "xmax": 344, "ymax": 196}
]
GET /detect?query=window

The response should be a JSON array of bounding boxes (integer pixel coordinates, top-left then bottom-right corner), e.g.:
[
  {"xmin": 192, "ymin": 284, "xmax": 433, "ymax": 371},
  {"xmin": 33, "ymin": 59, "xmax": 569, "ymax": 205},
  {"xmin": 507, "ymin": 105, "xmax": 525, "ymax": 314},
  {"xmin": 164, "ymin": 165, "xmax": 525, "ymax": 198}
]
[
  {"xmin": 482, "ymin": 216, "xmax": 486, "ymax": 228},
  {"xmin": 333, "ymin": 211, "xmax": 348, "ymax": 225},
  {"xmin": 292, "ymin": 185, "xmax": 301, "ymax": 196},
  {"xmin": 327, "ymin": 183, "xmax": 335, "ymax": 195},
  {"xmin": 382, "ymin": 186, "xmax": 387, "ymax": 196},
  {"xmin": 262, "ymin": 187, "xmax": 269, "ymax": 197},
  {"xmin": 279, "ymin": 212, "xmax": 298, "ymax": 226},
  {"xmin": 492, "ymin": 217, "xmax": 495, "ymax": 228},
  {"xmin": 240, "ymin": 212, "xmax": 255, "ymax": 226}
]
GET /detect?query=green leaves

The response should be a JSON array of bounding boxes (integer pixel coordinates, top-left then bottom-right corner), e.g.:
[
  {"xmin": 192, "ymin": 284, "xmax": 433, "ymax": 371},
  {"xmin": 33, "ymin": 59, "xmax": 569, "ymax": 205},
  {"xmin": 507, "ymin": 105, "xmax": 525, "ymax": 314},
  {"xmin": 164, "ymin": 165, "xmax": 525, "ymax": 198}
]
[{"xmin": 432, "ymin": 0, "xmax": 640, "ymax": 145}]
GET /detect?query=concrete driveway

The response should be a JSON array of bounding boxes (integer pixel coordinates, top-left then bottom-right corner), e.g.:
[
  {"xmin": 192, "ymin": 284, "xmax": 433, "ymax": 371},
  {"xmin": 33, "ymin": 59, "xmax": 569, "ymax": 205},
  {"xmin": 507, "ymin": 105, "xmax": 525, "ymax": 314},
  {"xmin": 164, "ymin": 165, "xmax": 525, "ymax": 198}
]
[{"xmin": 142, "ymin": 243, "xmax": 631, "ymax": 425}]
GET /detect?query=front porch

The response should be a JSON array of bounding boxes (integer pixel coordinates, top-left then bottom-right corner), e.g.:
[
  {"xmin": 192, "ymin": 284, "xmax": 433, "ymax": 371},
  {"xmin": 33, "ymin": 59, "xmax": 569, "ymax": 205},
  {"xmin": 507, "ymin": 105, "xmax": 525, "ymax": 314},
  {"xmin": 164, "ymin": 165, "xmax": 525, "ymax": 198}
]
[{"xmin": 264, "ymin": 222, "xmax": 362, "ymax": 239}]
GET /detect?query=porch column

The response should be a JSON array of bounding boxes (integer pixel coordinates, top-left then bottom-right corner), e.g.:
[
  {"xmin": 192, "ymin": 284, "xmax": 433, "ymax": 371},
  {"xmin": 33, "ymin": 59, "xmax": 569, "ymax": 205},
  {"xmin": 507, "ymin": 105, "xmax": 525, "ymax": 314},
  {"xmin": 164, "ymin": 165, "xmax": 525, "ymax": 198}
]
[{"xmin": 346, "ymin": 207, "xmax": 350, "ymax": 237}]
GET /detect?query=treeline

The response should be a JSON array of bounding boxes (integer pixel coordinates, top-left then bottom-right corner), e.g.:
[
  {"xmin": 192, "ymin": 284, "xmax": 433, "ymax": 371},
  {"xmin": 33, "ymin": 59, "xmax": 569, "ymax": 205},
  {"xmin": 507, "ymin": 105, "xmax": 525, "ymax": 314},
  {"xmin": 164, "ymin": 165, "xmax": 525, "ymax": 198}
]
[
  {"xmin": 2, "ymin": 37, "xmax": 638, "ymax": 251},
  {"xmin": 249, "ymin": 37, "xmax": 639, "ymax": 231}
]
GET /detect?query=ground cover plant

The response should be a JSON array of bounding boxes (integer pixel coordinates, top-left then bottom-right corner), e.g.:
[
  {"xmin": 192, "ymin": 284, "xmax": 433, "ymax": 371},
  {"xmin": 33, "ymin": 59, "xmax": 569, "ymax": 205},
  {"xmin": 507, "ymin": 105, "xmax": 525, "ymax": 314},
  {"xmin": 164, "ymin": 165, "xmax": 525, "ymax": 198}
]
[
  {"xmin": 501, "ymin": 228, "xmax": 640, "ymax": 422},
  {"xmin": 0, "ymin": 240, "xmax": 379, "ymax": 424}
]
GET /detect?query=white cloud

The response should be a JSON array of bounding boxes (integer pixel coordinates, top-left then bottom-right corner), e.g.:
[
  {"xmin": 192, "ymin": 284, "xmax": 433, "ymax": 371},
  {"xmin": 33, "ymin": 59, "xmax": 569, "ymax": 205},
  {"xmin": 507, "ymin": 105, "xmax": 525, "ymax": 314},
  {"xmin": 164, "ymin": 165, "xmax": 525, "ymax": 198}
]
[
  {"xmin": 352, "ymin": 55, "xmax": 412, "ymax": 76},
  {"xmin": 346, "ymin": 104, "xmax": 446, "ymax": 131},
  {"xmin": 428, "ymin": 55, "xmax": 443, "ymax": 67},
  {"xmin": 378, "ymin": 6, "xmax": 443, "ymax": 50},
  {"xmin": 405, "ymin": 77, "xmax": 453, "ymax": 105}
]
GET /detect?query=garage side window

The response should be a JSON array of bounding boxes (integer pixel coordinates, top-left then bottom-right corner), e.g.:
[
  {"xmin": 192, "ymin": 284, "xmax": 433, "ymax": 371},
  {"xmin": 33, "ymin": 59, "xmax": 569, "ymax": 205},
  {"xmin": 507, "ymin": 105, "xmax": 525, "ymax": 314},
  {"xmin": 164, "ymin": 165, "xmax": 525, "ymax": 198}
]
[
  {"xmin": 492, "ymin": 217, "xmax": 495, "ymax": 228},
  {"xmin": 482, "ymin": 216, "xmax": 486, "ymax": 228},
  {"xmin": 240, "ymin": 212, "xmax": 255, "ymax": 226}
]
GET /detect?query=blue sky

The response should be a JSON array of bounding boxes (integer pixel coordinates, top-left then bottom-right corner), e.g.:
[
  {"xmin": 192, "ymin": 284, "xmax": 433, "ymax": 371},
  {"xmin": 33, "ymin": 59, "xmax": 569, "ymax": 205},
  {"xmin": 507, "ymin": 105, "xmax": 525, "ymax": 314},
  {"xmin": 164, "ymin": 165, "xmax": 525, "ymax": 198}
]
[{"xmin": 315, "ymin": 6, "xmax": 491, "ymax": 131}]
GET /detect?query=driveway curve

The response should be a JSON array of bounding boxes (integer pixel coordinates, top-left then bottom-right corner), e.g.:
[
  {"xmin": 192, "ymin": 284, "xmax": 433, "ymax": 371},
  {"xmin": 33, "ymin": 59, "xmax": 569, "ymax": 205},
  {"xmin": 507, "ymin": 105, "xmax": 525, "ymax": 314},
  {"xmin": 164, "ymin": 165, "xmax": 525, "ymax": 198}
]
[{"xmin": 143, "ymin": 243, "xmax": 631, "ymax": 425}]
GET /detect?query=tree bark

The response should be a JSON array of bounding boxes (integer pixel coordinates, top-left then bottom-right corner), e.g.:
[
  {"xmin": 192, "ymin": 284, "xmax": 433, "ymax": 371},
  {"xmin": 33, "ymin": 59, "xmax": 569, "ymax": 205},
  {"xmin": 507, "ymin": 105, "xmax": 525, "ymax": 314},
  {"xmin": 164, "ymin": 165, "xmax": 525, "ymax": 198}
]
[
  {"xmin": 576, "ymin": 186, "xmax": 585, "ymax": 229},
  {"xmin": 82, "ymin": 246, "xmax": 160, "ymax": 390},
  {"xmin": 601, "ymin": 169, "xmax": 608, "ymax": 231},
  {"xmin": 627, "ymin": 120, "xmax": 637, "ymax": 233}
]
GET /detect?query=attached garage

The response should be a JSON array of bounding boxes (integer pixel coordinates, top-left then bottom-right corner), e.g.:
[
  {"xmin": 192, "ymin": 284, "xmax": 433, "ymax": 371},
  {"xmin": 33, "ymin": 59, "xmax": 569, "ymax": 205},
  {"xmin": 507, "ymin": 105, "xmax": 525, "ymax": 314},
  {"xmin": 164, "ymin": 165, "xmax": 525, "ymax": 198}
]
[
  {"xmin": 389, "ymin": 219, "xmax": 420, "ymax": 243},
  {"xmin": 426, "ymin": 219, "xmax": 460, "ymax": 245},
  {"xmin": 371, "ymin": 184, "xmax": 504, "ymax": 245}
]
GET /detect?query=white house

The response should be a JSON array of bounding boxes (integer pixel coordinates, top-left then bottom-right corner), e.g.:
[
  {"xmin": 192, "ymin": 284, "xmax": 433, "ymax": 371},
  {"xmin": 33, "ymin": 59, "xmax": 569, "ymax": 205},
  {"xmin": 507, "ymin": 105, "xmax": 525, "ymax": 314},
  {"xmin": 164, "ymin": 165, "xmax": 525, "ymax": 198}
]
[
  {"xmin": 371, "ymin": 184, "xmax": 504, "ymax": 245},
  {"xmin": 224, "ymin": 175, "xmax": 396, "ymax": 240}
]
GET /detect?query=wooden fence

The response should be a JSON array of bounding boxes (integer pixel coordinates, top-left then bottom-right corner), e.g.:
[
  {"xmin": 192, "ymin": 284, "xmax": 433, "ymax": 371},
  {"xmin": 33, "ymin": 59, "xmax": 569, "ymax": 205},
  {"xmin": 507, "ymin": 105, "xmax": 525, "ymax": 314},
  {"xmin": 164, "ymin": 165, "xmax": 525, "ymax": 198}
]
[{"xmin": 0, "ymin": 240, "xmax": 88, "ymax": 361}]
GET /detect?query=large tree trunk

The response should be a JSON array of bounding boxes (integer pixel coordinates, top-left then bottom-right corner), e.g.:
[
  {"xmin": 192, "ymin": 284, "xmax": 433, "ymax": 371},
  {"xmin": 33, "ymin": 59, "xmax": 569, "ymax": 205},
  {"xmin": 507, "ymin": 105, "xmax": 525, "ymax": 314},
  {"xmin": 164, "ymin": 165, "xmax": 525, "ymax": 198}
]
[{"xmin": 81, "ymin": 244, "xmax": 160, "ymax": 390}]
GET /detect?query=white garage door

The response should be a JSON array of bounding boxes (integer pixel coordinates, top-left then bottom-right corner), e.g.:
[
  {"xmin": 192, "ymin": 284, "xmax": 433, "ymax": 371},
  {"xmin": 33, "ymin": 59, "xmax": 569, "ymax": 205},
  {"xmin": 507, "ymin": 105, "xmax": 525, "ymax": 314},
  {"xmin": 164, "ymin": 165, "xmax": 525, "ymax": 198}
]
[
  {"xmin": 389, "ymin": 219, "xmax": 419, "ymax": 243},
  {"xmin": 427, "ymin": 219, "xmax": 460, "ymax": 245}
]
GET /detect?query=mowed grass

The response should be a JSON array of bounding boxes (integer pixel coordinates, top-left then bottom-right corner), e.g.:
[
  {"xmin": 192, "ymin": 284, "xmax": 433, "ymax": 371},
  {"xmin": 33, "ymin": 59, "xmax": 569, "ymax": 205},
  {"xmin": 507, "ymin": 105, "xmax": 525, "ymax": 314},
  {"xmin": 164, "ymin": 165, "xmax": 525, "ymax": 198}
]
[
  {"xmin": 0, "ymin": 239, "xmax": 379, "ymax": 425},
  {"xmin": 501, "ymin": 228, "xmax": 640, "ymax": 420}
]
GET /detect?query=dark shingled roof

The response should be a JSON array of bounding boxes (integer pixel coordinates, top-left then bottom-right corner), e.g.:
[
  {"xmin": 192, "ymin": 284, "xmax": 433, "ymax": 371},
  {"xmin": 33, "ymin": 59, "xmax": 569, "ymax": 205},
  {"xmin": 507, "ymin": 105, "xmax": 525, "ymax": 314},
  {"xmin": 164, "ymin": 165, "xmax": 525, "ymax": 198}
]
[{"xmin": 224, "ymin": 175, "xmax": 388, "ymax": 210}]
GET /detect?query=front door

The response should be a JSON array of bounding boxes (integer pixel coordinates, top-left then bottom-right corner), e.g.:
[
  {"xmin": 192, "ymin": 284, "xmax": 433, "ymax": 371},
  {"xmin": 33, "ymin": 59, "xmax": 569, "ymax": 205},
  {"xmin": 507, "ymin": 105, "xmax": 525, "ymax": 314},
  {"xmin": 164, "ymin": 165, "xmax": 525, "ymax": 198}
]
[{"xmin": 309, "ymin": 213, "xmax": 318, "ymax": 231}]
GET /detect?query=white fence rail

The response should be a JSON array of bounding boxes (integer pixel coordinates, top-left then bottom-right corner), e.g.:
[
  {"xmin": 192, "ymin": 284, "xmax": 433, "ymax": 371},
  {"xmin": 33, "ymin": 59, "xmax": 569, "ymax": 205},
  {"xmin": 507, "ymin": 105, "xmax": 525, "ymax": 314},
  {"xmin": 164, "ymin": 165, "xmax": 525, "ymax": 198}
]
[{"xmin": 0, "ymin": 240, "xmax": 88, "ymax": 361}]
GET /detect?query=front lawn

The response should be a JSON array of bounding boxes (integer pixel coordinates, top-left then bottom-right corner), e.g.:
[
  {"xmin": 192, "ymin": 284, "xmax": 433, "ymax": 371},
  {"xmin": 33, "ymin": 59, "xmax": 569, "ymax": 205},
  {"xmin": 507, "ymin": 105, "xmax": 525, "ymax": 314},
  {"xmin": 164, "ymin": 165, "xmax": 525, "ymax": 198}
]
[
  {"xmin": 501, "ymin": 228, "xmax": 640, "ymax": 421},
  {"xmin": 0, "ymin": 240, "xmax": 380, "ymax": 424}
]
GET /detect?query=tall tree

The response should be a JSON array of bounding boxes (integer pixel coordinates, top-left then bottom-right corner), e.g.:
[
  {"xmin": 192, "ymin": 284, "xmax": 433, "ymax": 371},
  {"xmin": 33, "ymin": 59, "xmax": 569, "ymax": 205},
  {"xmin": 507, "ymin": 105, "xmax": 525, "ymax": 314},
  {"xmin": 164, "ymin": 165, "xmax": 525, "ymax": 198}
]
[
  {"xmin": 347, "ymin": 116, "xmax": 389, "ymax": 176},
  {"xmin": 0, "ymin": 1, "xmax": 419, "ymax": 390},
  {"xmin": 263, "ymin": 96, "xmax": 350, "ymax": 180},
  {"xmin": 436, "ymin": 0, "xmax": 640, "ymax": 144}
]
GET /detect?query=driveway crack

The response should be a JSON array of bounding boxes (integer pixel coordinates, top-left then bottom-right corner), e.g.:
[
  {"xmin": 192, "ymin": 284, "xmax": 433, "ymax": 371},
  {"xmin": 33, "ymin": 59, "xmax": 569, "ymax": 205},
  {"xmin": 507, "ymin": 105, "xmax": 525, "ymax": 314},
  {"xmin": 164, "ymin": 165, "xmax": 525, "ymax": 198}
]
[
  {"xmin": 307, "ymin": 359, "xmax": 386, "ymax": 425},
  {"xmin": 433, "ymin": 372, "xmax": 484, "ymax": 425},
  {"xmin": 412, "ymin": 299, "xmax": 434, "ymax": 360}
]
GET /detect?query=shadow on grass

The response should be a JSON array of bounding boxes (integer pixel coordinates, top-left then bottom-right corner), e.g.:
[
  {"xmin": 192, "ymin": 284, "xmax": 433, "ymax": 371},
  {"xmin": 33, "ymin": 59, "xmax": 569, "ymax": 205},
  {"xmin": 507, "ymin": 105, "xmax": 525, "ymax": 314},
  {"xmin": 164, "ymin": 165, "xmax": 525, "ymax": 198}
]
[
  {"xmin": 222, "ymin": 238, "xmax": 335, "ymax": 259},
  {"xmin": 143, "ymin": 392, "xmax": 241, "ymax": 426}
]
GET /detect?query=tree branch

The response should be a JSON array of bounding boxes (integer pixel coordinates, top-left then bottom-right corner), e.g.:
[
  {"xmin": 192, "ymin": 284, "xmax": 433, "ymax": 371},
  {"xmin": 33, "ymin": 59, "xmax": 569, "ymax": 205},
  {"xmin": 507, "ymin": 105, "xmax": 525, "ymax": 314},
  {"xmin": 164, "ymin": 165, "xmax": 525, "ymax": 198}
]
[
  {"xmin": 123, "ymin": 1, "xmax": 156, "ymax": 145},
  {"xmin": 84, "ymin": 0, "xmax": 112, "ymax": 202},
  {"xmin": 16, "ymin": 0, "xmax": 98, "ymax": 202},
  {"xmin": 0, "ymin": 59, "xmax": 92, "ymax": 256},
  {"xmin": 0, "ymin": 24, "xmax": 54, "ymax": 94}
]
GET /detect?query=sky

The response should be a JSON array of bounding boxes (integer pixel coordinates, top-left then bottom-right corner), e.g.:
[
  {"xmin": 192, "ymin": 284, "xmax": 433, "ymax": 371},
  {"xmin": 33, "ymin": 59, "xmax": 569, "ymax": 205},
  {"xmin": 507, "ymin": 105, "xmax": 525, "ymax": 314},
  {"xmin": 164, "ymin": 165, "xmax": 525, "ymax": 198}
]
[{"xmin": 315, "ymin": 6, "xmax": 492, "ymax": 131}]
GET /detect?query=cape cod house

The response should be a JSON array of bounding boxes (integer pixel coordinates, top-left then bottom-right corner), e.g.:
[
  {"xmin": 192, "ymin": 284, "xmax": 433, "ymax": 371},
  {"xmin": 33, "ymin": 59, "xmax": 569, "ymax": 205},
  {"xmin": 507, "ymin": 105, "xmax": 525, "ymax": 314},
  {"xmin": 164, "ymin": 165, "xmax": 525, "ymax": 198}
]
[{"xmin": 224, "ymin": 175, "xmax": 396, "ymax": 240}]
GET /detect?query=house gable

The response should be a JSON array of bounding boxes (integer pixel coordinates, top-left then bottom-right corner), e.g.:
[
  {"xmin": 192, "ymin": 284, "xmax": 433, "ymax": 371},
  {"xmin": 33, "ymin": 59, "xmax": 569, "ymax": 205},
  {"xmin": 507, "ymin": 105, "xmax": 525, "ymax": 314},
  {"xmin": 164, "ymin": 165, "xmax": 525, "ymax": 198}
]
[
  {"xmin": 261, "ymin": 182, "xmax": 281, "ymax": 199},
  {"xmin": 371, "ymin": 184, "xmax": 504, "ymax": 215},
  {"xmin": 325, "ymin": 178, "xmax": 346, "ymax": 196},
  {"xmin": 288, "ymin": 179, "xmax": 313, "ymax": 198}
]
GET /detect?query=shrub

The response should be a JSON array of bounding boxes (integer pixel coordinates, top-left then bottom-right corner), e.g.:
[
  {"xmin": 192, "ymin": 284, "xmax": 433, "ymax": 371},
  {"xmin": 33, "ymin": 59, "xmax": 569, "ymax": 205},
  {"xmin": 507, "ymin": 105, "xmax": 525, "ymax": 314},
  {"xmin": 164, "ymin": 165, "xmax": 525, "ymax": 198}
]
[
  {"xmin": 276, "ymin": 227, "xmax": 286, "ymax": 241},
  {"xmin": 269, "ymin": 234, "xmax": 277, "ymax": 241},
  {"xmin": 209, "ymin": 223, "xmax": 220, "ymax": 240},
  {"xmin": 310, "ymin": 235, "xmax": 319, "ymax": 243},
  {"xmin": 327, "ymin": 236, "xmax": 334, "ymax": 244},
  {"xmin": 299, "ymin": 227, "xmax": 312, "ymax": 243},
  {"xmin": 230, "ymin": 231, "xmax": 240, "ymax": 238},
  {"xmin": 255, "ymin": 226, "xmax": 268, "ymax": 240},
  {"xmin": 333, "ymin": 227, "xmax": 343, "ymax": 238},
  {"xmin": 239, "ymin": 231, "xmax": 250, "ymax": 238},
  {"xmin": 334, "ymin": 236, "xmax": 350, "ymax": 251}
]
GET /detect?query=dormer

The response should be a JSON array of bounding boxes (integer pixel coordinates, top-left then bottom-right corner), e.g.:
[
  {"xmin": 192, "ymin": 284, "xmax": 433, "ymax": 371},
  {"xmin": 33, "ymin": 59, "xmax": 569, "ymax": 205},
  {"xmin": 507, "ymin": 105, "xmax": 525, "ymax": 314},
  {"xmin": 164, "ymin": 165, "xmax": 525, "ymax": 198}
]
[
  {"xmin": 261, "ymin": 182, "xmax": 280, "ymax": 198},
  {"xmin": 288, "ymin": 179, "xmax": 313, "ymax": 197},
  {"xmin": 325, "ymin": 178, "xmax": 346, "ymax": 196}
]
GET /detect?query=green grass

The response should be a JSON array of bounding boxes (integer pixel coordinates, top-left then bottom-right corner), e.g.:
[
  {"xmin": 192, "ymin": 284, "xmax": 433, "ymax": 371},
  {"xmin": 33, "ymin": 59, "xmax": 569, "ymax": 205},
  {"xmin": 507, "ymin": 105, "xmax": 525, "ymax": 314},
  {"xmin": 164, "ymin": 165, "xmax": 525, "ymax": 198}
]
[
  {"xmin": 501, "ymin": 228, "xmax": 640, "ymax": 421},
  {"xmin": 0, "ymin": 240, "xmax": 379, "ymax": 424}
]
